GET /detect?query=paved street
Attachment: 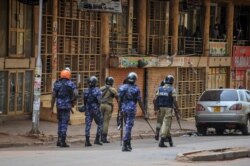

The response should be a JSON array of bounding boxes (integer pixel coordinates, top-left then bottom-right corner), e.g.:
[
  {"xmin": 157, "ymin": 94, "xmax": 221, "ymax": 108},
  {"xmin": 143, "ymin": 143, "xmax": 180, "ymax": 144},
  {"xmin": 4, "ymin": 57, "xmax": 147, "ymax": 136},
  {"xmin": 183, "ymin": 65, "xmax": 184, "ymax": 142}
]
[{"xmin": 1, "ymin": 135, "xmax": 250, "ymax": 166}]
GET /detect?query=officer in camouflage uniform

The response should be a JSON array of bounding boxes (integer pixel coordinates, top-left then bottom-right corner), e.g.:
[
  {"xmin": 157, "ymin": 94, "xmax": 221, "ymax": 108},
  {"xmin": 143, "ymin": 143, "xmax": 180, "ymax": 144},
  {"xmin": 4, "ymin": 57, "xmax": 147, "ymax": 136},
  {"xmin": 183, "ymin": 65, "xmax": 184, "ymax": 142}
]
[
  {"xmin": 83, "ymin": 76, "xmax": 103, "ymax": 147},
  {"xmin": 51, "ymin": 69, "xmax": 78, "ymax": 148},
  {"xmin": 118, "ymin": 72, "xmax": 148, "ymax": 152},
  {"xmin": 100, "ymin": 76, "xmax": 118, "ymax": 143},
  {"xmin": 153, "ymin": 80, "xmax": 165, "ymax": 141},
  {"xmin": 156, "ymin": 75, "xmax": 180, "ymax": 147}
]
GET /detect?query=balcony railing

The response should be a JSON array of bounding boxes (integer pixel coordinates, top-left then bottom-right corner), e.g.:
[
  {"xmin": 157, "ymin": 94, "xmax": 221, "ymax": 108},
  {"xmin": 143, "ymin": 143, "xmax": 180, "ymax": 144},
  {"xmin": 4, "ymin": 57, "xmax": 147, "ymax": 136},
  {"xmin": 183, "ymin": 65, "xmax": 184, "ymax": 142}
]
[
  {"xmin": 109, "ymin": 33, "xmax": 139, "ymax": 55},
  {"xmin": 178, "ymin": 37, "xmax": 203, "ymax": 55},
  {"xmin": 233, "ymin": 40, "xmax": 250, "ymax": 46},
  {"xmin": 109, "ymin": 34, "xmax": 250, "ymax": 57}
]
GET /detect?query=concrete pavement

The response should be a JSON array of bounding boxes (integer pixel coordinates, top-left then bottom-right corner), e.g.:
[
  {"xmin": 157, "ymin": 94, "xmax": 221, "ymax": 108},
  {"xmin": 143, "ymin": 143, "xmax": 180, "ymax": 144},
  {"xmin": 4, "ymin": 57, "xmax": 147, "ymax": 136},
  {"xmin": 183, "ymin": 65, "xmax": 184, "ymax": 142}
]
[
  {"xmin": 0, "ymin": 117, "xmax": 195, "ymax": 148},
  {"xmin": 1, "ymin": 117, "xmax": 249, "ymax": 162}
]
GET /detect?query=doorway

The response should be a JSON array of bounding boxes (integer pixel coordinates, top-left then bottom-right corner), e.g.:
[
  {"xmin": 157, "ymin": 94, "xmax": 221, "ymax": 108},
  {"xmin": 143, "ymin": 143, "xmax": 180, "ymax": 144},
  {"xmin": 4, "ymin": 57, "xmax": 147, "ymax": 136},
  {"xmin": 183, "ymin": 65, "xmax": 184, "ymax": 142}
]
[{"xmin": 0, "ymin": 70, "xmax": 33, "ymax": 115}]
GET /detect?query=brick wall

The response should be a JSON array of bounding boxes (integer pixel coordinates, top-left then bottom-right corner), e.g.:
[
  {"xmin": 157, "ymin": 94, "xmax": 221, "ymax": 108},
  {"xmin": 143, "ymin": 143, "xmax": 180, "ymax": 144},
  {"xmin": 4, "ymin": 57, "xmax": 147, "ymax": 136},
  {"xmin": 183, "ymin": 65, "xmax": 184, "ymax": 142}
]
[{"xmin": 109, "ymin": 68, "xmax": 145, "ymax": 117}]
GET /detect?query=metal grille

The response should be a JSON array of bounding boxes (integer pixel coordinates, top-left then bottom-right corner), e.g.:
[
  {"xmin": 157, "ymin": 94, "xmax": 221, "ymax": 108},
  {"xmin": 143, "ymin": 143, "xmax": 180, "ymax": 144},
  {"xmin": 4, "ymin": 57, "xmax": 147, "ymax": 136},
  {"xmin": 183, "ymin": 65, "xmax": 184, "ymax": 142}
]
[
  {"xmin": 148, "ymin": 0, "xmax": 170, "ymax": 55},
  {"xmin": 41, "ymin": 0, "xmax": 101, "ymax": 97},
  {"xmin": 177, "ymin": 67, "xmax": 205, "ymax": 118}
]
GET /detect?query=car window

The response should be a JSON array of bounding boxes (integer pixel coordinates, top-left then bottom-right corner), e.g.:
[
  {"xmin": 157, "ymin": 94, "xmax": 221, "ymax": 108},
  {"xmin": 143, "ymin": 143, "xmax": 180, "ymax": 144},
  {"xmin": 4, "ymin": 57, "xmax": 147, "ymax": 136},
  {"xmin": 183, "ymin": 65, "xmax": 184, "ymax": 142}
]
[
  {"xmin": 246, "ymin": 91, "xmax": 250, "ymax": 102},
  {"xmin": 199, "ymin": 90, "xmax": 239, "ymax": 101},
  {"xmin": 239, "ymin": 91, "xmax": 246, "ymax": 101}
]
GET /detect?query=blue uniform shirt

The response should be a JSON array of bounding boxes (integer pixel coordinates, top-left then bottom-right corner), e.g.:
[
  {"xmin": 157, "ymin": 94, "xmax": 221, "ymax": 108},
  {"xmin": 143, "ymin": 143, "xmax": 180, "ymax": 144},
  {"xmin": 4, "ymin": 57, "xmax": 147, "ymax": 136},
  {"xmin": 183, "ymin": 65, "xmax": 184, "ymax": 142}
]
[
  {"xmin": 118, "ymin": 84, "xmax": 141, "ymax": 112},
  {"xmin": 83, "ymin": 87, "xmax": 102, "ymax": 111},
  {"xmin": 53, "ymin": 79, "xmax": 77, "ymax": 109}
]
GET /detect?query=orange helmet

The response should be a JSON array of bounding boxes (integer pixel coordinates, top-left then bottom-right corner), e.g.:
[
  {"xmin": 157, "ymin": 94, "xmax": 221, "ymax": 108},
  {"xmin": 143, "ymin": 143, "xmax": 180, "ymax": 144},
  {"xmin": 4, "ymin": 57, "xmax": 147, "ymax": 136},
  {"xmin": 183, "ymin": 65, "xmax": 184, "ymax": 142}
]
[{"xmin": 60, "ymin": 70, "xmax": 71, "ymax": 79}]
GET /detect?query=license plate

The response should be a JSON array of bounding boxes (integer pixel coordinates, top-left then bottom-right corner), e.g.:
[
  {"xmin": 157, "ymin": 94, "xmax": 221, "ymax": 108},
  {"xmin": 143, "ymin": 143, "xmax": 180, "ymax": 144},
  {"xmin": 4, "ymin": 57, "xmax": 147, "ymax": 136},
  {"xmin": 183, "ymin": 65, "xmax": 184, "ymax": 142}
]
[{"xmin": 214, "ymin": 106, "xmax": 220, "ymax": 112}]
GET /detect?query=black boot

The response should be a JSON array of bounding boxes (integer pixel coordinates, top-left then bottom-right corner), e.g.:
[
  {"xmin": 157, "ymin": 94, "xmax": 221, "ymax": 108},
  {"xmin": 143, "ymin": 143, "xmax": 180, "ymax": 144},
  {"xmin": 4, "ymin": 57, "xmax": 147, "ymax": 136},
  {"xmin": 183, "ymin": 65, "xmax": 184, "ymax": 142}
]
[
  {"xmin": 127, "ymin": 140, "xmax": 132, "ymax": 151},
  {"xmin": 168, "ymin": 136, "xmax": 174, "ymax": 147},
  {"xmin": 56, "ymin": 136, "xmax": 61, "ymax": 147},
  {"xmin": 94, "ymin": 134, "xmax": 103, "ymax": 145},
  {"xmin": 85, "ymin": 136, "xmax": 92, "ymax": 147},
  {"xmin": 60, "ymin": 136, "xmax": 70, "ymax": 148},
  {"xmin": 101, "ymin": 133, "xmax": 110, "ymax": 143},
  {"xmin": 154, "ymin": 129, "xmax": 160, "ymax": 141},
  {"xmin": 159, "ymin": 137, "xmax": 167, "ymax": 148},
  {"xmin": 122, "ymin": 140, "xmax": 131, "ymax": 152}
]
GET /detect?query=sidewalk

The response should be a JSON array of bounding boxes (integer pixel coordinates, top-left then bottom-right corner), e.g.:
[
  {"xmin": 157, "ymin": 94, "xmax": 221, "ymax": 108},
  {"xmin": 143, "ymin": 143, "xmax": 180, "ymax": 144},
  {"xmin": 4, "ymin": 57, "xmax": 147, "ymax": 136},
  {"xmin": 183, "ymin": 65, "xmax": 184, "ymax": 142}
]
[{"xmin": 0, "ymin": 117, "xmax": 196, "ymax": 148}]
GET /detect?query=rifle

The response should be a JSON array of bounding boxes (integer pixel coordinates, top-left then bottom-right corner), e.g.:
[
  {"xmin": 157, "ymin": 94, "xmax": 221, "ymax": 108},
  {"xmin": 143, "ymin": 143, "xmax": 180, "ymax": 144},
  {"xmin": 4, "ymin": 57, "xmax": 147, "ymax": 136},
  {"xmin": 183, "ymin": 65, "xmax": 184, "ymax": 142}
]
[{"xmin": 173, "ymin": 105, "xmax": 182, "ymax": 130}]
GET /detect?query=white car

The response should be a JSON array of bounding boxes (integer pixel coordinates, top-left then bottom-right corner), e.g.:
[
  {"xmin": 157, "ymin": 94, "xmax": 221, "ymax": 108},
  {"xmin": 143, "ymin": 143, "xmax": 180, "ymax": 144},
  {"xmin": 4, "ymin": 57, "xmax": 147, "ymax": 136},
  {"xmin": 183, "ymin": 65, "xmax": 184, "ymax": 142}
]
[{"xmin": 195, "ymin": 89, "xmax": 250, "ymax": 135}]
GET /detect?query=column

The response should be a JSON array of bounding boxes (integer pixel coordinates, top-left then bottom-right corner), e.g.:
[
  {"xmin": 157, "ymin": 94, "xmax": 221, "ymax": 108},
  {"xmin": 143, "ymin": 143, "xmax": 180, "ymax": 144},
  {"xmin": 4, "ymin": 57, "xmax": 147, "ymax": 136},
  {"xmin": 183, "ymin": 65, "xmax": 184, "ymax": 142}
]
[
  {"xmin": 203, "ymin": 0, "xmax": 210, "ymax": 57},
  {"xmin": 101, "ymin": 13, "xmax": 110, "ymax": 81},
  {"xmin": 170, "ymin": 0, "xmax": 179, "ymax": 54},
  {"xmin": 226, "ymin": 2, "xmax": 234, "ymax": 57},
  {"xmin": 52, "ymin": 0, "xmax": 58, "ymax": 86},
  {"xmin": 138, "ymin": 0, "xmax": 147, "ymax": 54}
]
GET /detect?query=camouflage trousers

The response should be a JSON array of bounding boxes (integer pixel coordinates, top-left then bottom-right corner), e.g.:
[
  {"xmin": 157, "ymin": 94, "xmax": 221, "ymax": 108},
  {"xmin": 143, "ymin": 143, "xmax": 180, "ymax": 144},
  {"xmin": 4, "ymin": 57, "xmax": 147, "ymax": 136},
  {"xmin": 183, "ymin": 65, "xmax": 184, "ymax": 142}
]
[
  {"xmin": 85, "ymin": 109, "xmax": 103, "ymax": 137},
  {"xmin": 57, "ymin": 108, "xmax": 71, "ymax": 137},
  {"xmin": 123, "ymin": 110, "xmax": 136, "ymax": 141},
  {"xmin": 100, "ymin": 103, "xmax": 113, "ymax": 134},
  {"xmin": 159, "ymin": 107, "xmax": 172, "ymax": 138}
]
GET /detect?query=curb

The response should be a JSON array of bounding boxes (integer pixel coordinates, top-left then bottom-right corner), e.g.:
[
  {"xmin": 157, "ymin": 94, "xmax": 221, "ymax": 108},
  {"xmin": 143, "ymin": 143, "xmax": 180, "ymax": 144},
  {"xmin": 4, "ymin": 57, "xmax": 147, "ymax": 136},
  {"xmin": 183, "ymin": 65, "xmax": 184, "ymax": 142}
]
[{"xmin": 176, "ymin": 147, "xmax": 250, "ymax": 162}]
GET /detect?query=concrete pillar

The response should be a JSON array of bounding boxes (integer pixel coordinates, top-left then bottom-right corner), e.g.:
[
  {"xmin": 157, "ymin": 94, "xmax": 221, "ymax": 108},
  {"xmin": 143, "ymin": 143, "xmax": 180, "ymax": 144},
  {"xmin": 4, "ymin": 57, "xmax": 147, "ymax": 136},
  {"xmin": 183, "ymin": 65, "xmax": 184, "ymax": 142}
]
[
  {"xmin": 170, "ymin": 0, "xmax": 179, "ymax": 54},
  {"xmin": 226, "ymin": 2, "xmax": 234, "ymax": 57},
  {"xmin": 138, "ymin": 0, "xmax": 147, "ymax": 54},
  {"xmin": 101, "ymin": 13, "xmax": 110, "ymax": 82},
  {"xmin": 203, "ymin": 0, "xmax": 210, "ymax": 57},
  {"xmin": 52, "ymin": 0, "xmax": 58, "ymax": 85}
]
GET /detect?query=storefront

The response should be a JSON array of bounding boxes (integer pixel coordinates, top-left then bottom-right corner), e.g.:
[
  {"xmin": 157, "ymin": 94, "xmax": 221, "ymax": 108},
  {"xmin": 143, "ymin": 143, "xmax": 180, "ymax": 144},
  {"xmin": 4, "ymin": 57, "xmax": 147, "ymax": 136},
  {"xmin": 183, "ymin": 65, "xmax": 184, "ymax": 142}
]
[{"xmin": 232, "ymin": 46, "xmax": 250, "ymax": 89}]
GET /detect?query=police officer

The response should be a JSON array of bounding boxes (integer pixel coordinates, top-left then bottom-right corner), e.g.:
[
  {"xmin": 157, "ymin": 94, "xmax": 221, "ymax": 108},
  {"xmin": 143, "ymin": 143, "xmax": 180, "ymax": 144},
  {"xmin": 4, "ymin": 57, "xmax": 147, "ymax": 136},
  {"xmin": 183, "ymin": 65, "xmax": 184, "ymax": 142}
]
[
  {"xmin": 83, "ymin": 76, "xmax": 103, "ymax": 147},
  {"xmin": 118, "ymin": 72, "xmax": 147, "ymax": 152},
  {"xmin": 153, "ymin": 80, "xmax": 165, "ymax": 141},
  {"xmin": 156, "ymin": 75, "xmax": 180, "ymax": 147},
  {"xmin": 51, "ymin": 69, "xmax": 78, "ymax": 148},
  {"xmin": 100, "ymin": 76, "xmax": 118, "ymax": 143}
]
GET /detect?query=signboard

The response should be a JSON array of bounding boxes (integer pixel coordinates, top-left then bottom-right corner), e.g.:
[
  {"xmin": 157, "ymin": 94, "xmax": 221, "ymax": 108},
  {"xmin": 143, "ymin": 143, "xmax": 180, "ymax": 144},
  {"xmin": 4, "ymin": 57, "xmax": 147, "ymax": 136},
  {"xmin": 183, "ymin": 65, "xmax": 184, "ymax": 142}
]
[
  {"xmin": 78, "ymin": 0, "xmax": 122, "ymax": 13},
  {"xmin": 209, "ymin": 42, "xmax": 227, "ymax": 56},
  {"xmin": 110, "ymin": 56, "xmax": 185, "ymax": 68},
  {"xmin": 232, "ymin": 46, "xmax": 250, "ymax": 69}
]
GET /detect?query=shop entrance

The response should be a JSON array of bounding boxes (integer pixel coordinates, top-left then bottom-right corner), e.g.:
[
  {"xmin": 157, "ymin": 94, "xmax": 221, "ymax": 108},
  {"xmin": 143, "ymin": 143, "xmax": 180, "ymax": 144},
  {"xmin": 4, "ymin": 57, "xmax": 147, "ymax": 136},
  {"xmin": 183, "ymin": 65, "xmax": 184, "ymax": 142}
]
[{"xmin": 0, "ymin": 70, "xmax": 33, "ymax": 115}]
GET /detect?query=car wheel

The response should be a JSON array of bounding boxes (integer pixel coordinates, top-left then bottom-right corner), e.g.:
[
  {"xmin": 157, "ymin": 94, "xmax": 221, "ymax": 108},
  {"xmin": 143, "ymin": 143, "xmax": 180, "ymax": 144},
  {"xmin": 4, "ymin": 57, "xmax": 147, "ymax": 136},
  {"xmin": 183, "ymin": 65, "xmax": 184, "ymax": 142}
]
[
  {"xmin": 241, "ymin": 116, "xmax": 249, "ymax": 135},
  {"xmin": 197, "ymin": 126, "xmax": 207, "ymax": 136},
  {"xmin": 215, "ymin": 128, "xmax": 224, "ymax": 135}
]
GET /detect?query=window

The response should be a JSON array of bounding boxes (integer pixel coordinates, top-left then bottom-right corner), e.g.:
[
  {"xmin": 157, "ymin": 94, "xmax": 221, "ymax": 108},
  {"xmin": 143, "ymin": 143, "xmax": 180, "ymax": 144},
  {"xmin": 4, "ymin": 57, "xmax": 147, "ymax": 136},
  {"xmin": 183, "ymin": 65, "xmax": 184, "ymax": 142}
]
[
  {"xmin": 9, "ymin": 0, "xmax": 33, "ymax": 57},
  {"xmin": 246, "ymin": 91, "xmax": 250, "ymax": 102}
]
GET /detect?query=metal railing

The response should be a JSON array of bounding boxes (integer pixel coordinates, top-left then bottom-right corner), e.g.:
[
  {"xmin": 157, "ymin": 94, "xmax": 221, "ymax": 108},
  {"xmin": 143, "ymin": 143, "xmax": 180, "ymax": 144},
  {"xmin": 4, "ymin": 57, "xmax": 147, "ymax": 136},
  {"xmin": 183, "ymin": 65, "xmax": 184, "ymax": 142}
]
[
  {"xmin": 109, "ymin": 33, "xmax": 139, "ymax": 55},
  {"xmin": 148, "ymin": 35, "xmax": 172, "ymax": 55},
  {"xmin": 233, "ymin": 40, "xmax": 250, "ymax": 46},
  {"xmin": 178, "ymin": 37, "xmax": 203, "ymax": 55}
]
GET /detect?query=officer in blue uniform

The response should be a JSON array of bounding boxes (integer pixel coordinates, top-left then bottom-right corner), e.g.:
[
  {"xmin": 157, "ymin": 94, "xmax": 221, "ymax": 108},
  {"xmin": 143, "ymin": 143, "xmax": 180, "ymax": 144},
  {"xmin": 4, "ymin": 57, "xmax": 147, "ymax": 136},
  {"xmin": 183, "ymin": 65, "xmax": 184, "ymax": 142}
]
[
  {"xmin": 155, "ymin": 75, "xmax": 180, "ymax": 147},
  {"xmin": 51, "ymin": 69, "xmax": 78, "ymax": 148},
  {"xmin": 118, "ymin": 72, "xmax": 147, "ymax": 152},
  {"xmin": 83, "ymin": 76, "xmax": 103, "ymax": 147}
]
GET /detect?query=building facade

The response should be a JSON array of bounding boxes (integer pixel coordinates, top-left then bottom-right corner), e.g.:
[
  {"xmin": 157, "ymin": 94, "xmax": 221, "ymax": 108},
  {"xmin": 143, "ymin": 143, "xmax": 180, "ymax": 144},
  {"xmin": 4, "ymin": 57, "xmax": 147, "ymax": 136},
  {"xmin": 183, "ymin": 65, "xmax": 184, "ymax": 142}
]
[{"xmin": 1, "ymin": 0, "xmax": 250, "ymax": 123}]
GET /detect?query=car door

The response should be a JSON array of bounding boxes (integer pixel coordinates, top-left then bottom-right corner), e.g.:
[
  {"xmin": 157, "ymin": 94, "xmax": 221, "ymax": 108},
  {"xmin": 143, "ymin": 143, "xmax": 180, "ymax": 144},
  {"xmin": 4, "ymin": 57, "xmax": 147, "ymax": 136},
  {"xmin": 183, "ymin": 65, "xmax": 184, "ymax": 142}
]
[{"xmin": 245, "ymin": 90, "xmax": 250, "ymax": 113}]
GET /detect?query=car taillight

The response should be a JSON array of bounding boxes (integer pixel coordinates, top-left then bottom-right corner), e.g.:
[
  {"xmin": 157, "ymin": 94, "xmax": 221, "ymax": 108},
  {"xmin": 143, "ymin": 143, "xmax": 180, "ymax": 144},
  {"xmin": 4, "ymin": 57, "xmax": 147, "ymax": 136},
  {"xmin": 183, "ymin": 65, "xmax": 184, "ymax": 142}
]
[
  {"xmin": 229, "ymin": 103, "xmax": 242, "ymax": 110},
  {"xmin": 196, "ymin": 104, "xmax": 205, "ymax": 112}
]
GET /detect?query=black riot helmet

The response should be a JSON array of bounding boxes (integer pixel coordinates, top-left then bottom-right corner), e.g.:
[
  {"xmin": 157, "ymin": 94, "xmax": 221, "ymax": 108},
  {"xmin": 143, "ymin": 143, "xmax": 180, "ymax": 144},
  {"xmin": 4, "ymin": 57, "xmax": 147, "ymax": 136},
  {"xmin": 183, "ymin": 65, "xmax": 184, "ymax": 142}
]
[
  {"xmin": 88, "ymin": 76, "xmax": 98, "ymax": 87},
  {"xmin": 165, "ymin": 75, "xmax": 174, "ymax": 84},
  {"xmin": 127, "ymin": 72, "xmax": 137, "ymax": 84},
  {"xmin": 105, "ymin": 76, "xmax": 114, "ymax": 86}
]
